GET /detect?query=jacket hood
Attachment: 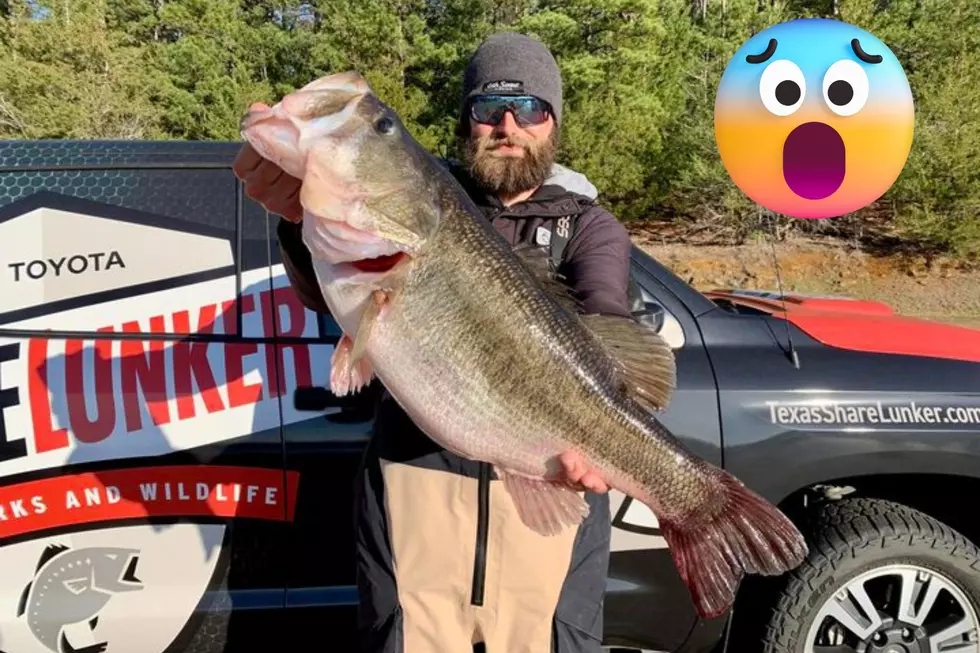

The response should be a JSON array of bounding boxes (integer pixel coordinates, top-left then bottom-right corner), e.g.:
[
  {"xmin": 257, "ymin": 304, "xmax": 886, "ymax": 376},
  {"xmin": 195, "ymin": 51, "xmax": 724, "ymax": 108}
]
[{"xmin": 543, "ymin": 163, "xmax": 598, "ymax": 200}]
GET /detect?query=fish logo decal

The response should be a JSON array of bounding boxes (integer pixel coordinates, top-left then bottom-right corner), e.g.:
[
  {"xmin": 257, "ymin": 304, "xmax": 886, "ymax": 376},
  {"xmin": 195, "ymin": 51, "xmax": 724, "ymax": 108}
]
[{"xmin": 16, "ymin": 544, "xmax": 144, "ymax": 653}]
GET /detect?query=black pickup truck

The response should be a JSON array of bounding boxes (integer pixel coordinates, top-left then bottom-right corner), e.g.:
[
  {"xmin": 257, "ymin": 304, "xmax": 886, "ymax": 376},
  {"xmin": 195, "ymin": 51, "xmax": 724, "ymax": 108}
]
[{"xmin": 0, "ymin": 140, "xmax": 978, "ymax": 653}]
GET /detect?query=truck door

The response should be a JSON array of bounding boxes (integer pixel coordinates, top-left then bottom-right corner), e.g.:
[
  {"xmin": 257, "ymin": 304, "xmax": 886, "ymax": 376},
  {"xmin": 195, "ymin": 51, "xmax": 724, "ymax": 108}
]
[
  {"xmin": 0, "ymin": 141, "xmax": 290, "ymax": 653},
  {"xmin": 600, "ymin": 247, "xmax": 728, "ymax": 652},
  {"xmin": 266, "ymin": 219, "xmax": 374, "ymax": 651}
]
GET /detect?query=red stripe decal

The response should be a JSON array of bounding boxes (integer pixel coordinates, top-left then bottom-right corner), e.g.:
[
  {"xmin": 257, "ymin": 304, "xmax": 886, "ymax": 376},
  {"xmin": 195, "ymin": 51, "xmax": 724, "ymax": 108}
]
[
  {"xmin": 0, "ymin": 465, "xmax": 300, "ymax": 540},
  {"xmin": 782, "ymin": 313, "xmax": 980, "ymax": 363},
  {"xmin": 704, "ymin": 291, "xmax": 980, "ymax": 363}
]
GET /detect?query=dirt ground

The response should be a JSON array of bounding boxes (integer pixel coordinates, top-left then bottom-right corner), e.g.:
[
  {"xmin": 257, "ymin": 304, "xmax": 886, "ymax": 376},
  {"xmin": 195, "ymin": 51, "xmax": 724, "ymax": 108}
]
[{"xmin": 629, "ymin": 228, "xmax": 980, "ymax": 329}]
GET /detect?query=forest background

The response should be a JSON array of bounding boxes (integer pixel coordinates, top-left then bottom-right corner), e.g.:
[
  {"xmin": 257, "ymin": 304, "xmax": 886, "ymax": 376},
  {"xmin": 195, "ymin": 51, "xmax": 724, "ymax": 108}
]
[{"xmin": 1, "ymin": 0, "xmax": 977, "ymax": 325}]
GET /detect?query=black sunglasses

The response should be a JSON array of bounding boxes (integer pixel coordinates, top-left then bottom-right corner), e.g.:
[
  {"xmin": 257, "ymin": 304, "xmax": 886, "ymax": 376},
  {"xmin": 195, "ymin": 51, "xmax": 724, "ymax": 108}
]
[{"xmin": 469, "ymin": 95, "xmax": 552, "ymax": 127}]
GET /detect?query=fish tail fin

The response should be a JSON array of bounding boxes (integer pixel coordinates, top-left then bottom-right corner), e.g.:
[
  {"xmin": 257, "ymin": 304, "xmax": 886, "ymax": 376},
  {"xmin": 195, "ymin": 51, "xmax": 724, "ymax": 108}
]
[{"xmin": 657, "ymin": 472, "xmax": 809, "ymax": 619}]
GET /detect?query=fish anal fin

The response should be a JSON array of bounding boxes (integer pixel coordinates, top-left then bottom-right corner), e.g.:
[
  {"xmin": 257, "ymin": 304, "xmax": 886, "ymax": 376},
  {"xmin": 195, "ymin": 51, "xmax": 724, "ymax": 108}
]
[
  {"xmin": 497, "ymin": 468, "xmax": 590, "ymax": 536},
  {"xmin": 329, "ymin": 333, "xmax": 375, "ymax": 397},
  {"xmin": 16, "ymin": 581, "xmax": 31, "ymax": 617},
  {"xmin": 658, "ymin": 471, "xmax": 808, "ymax": 619},
  {"xmin": 512, "ymin": 244, "xmax": 582, "ymax": 315},
  {"xmin": 36, "ymin": 543, "xmax": 69, "ymax": 573},
  {"xmin": 60, "ymin": 633, "xmax": 107, "ymax": 653},
  {"xmin": 580, "ymin": 313, "xmax": 676, "ymax": 411}
]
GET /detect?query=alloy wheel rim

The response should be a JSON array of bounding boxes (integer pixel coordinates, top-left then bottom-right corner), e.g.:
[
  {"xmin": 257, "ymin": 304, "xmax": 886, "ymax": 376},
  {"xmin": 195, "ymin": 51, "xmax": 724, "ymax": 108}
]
[{"xmin": 804, "ymin": 563, "xmax": 979, "ymax": 653}]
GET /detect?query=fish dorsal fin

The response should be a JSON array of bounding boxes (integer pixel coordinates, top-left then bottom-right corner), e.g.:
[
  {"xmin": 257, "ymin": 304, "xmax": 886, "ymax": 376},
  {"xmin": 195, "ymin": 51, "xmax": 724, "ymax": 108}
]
[
  {"xmin": 36, "ymin": 544, "xmax": 68, "ymax": 573},
  {"xmin": 17, "ymin": 581, "xmax": 31, "ymax": 617},
  {"xmin": 580, "ymin": 314, "xmax": 676, "ymax": 412},
  {"xmin": 512, "ymin": 243, "xmax": 581, "ymax": 315}
]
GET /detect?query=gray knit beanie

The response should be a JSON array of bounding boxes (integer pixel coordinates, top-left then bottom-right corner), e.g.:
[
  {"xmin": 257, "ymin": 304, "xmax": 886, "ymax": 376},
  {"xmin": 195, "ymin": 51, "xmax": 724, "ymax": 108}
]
[{"xmin": 459, "ymin": 32, "xmax": 563, "ymax": 128}]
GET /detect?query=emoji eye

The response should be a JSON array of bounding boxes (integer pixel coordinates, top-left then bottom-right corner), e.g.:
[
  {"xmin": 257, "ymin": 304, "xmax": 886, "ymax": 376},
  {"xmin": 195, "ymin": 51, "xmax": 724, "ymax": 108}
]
[
  {"xmin": 759, "ymin": 60, "xmax": 806, "ymax": 116},
  {"xmin": 823, "ymin": 59, "xmax": 869, "ymax": 116}
]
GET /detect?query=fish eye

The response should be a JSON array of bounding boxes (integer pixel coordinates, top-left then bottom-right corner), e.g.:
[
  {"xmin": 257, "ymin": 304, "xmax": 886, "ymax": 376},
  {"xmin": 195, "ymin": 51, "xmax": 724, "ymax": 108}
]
[
  {"xmin": 823, "ymin": 59, "xmax": 869, "ymax": 116},
  {"xmin": 375, "ymin": 116, "xmax": 396, "ymax": 135},
  {"xmin": 759, "ymin": 59, "xmax": 806, "ymax": 116}
]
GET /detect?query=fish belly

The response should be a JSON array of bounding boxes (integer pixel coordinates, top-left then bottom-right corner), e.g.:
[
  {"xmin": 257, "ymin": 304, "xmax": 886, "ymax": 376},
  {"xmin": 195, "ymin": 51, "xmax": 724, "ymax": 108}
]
[
  {"xmin": 311, "ymin": 253, "xmax": 623, "ymax": 482},
  {"xmin": 31, "ymin": 622, "xmax": 60, "ymax": 653},
  {"xmin": 367, "ymin": 320, "xmax": 563, "ymax": 478}
]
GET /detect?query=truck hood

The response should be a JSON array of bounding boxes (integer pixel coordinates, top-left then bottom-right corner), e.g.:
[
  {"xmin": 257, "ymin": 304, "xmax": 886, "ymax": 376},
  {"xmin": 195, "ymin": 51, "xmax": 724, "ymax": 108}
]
[{"xmin": 705, "ymin": 289, "xmax": 980, "ymax": 364}]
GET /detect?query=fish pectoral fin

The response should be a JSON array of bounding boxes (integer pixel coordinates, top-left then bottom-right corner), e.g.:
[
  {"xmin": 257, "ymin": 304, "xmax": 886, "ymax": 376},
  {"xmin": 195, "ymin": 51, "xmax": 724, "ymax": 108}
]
[
  {"xmin": 36, "ymin": 543, "xmax": 69, "ymax": 573},
  {"xmin": 16, "ymin": 581, "xmax": 31, "ymax": 617},
  {"xmin": 580, "ymin": 314, "xmax": 677, "ymax": 412},
  {"xmin": 344, "ymin": 260, "xmax": 407, "ymax": 364},
  {"xmin": 62, "ymin": 576, "xmax": 89, "ymax": 595},
  {"xmin": 497, "ymin": 468, "xmax": 590, "ymax": 536},
  {"xmin": 349, "ymin": 289, "xmax": 388, "ymax": 363},
  {"xmin": 329, "ymin": 333, "xmax": 376, "ymax": 397}
]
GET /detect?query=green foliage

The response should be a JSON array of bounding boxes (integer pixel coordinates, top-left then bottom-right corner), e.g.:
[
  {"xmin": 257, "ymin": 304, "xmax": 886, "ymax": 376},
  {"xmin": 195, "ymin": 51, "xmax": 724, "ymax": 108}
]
[{"xmin": 0, "ymin": 0, "xmax": 978, "ymax": 258}]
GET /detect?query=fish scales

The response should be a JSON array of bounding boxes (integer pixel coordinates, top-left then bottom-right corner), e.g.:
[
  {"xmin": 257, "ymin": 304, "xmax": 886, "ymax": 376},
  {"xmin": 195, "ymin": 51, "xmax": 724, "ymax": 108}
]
[{"xmin": 368, "ymin": 187, "xmax": 718, "ymax": 521}]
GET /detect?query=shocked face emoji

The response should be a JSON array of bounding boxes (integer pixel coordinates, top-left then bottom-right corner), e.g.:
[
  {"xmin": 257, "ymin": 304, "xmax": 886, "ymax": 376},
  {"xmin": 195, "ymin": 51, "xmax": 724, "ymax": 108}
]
[{"xmin": 714, "ymin": 18, "xmax": 915, "ymax": 219}]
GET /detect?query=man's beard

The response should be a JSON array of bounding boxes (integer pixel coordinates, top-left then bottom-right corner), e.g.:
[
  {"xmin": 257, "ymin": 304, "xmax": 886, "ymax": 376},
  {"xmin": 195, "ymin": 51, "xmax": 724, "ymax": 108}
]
[{"xmin": 458, "ymin": 128, "xmax": 558, "ymax": 197}]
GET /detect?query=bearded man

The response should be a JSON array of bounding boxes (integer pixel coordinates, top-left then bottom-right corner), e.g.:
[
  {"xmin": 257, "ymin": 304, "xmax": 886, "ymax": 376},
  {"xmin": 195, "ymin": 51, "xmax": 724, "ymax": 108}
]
[{"xmin": 233, "ymin": 32, "xmax": 635, "ymax": 653}]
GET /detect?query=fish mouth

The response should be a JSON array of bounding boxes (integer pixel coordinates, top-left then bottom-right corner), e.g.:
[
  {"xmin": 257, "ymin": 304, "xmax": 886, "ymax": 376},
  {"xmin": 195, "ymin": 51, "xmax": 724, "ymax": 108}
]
[
  {"xmin": 239, "ymin": 71, "xmax": 372, "ymax": 178},
  {"xmin": 782, "ymin": 122, "xmax": 846, "ymax": 200},
  {"xmin": 293, "ymin": 70, "xmax": 371, "ymax": 99},
  {"xmin": 240, "ymin": 71, "xmax": 370, "ymax": 133},
  {"xmin": 239, "ymin": 102, "xmax": 277, "ymax": 134}
]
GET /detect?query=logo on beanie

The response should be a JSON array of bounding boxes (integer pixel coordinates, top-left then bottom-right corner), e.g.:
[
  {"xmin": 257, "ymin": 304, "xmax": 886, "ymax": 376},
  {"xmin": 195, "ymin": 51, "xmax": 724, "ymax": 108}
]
[{"xmin": 483, "ymin": 80, "xmax": 524, "ymax": 93}]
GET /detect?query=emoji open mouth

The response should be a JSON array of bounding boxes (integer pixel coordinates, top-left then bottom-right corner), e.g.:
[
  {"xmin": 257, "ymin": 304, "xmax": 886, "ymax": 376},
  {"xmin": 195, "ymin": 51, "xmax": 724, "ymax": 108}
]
[{"xmin": 782, "ymin": 122, "xmax": 846, "ymax": 200}]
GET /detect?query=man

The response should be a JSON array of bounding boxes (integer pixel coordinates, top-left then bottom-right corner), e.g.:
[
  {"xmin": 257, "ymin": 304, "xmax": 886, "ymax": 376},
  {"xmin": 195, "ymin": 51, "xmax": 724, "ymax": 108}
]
[{"xmin": 234, "ymin": 32, "xmax": 636, "ymax": 653}]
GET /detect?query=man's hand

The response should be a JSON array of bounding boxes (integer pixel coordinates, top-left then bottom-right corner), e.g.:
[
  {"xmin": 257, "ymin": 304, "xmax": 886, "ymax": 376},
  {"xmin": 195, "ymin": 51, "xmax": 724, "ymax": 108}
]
[
  {"xmin": 558, "ymin": 450, "xmax": 610, "ymax": 494},
  {"xmin": 232, "ymin": 128, "xmax": 303, "ymax": 223}
]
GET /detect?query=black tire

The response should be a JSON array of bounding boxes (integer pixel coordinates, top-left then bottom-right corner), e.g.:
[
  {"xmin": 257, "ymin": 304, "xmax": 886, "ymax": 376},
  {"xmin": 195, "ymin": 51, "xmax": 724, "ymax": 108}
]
[{"xmin": 732, "ymin": 497, "xmax": 980, "ymax": 653}]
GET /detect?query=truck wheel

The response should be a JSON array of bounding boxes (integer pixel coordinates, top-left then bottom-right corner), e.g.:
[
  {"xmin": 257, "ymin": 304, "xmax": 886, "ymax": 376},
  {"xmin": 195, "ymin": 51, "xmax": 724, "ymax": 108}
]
[{"xmin": 760, "ymin": 497, "xmax": 980, "ymax": 653}]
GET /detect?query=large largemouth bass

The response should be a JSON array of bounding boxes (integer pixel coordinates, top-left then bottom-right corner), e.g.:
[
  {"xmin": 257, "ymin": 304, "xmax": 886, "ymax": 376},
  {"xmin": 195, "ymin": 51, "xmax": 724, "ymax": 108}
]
[{"xmin": 240, "ymin": 71, "xmax": 807, "ymax": 618}]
